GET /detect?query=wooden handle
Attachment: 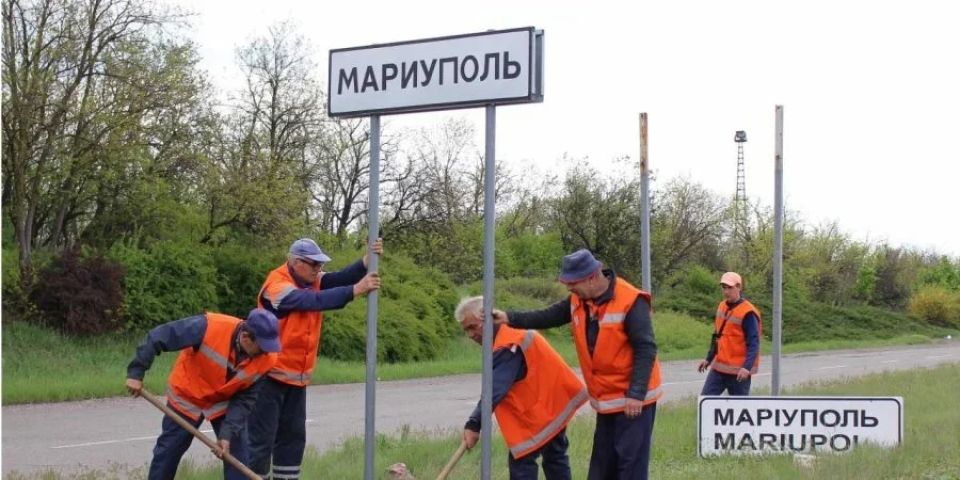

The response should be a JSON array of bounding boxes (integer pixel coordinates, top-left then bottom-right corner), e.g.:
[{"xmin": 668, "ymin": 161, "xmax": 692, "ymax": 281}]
[
  {"xmin": 140, "ymin": 389, "xmax": 262, "ymax": 480},
  {"xmin": 436, "ymin": 441, "xmax": 468, "ymax": 480}
]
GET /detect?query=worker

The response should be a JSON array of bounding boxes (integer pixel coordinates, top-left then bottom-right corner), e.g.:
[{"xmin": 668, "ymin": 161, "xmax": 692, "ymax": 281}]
[
  {"xmin": 457, "ymin": 295, "xmax": 587, "ymax": 480},
  {"xmin": 126, "ymin": 308, "xmax": 281, "ymax": 480}
]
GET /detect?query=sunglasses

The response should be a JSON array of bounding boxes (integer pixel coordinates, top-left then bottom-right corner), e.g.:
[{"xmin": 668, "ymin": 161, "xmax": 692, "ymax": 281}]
[{"xmin": 299, "ymin": 257, "xmax": 324, "ymax": 270}]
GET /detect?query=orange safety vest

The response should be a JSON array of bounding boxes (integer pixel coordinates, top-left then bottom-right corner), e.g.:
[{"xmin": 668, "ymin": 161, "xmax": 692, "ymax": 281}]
[
  {"xmin": 493, "ymin": 325, "xmax": 588, "ymax": 459},
  {"xmin": 166, "ymin": 313, "xmax": 277, "ymax": 421},
  {"xmin": 711, "ymin": 299, "xmax": 763, "ymax": 375},
  {"xmin": 257, "ymin": 264, "xmax": 322, "ymax": 386},
  {"xmin": 570, "ymin": 278, "xmax": 663, "ymax": 414}
]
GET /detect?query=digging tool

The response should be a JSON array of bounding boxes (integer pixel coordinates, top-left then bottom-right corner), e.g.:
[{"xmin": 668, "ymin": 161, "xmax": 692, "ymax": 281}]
[
  {"xmin": 435, "ymin": 441, "xmax": 468, "ymax": 480},
  {"xmin": 139, "ymin": 388, "xmax": 261, "ymax": 480}
]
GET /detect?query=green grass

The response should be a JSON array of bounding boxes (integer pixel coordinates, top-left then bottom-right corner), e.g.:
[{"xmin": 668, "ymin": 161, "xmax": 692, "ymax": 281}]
[
  {"xmin": 8, "ymin": 364, "xmax": 959, "ymax": 479},
  {"xmin": 0, "ymin": 311, "xmax": 950, "ymax": 404}
]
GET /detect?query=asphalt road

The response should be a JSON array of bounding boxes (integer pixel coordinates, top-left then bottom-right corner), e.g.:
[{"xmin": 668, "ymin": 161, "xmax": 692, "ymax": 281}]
[{"xmin": 3, "ymin": 341, "xmax": 959, "ymax": 477}]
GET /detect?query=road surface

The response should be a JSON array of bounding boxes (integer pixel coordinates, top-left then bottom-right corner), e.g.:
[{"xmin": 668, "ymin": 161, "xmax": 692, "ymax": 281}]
[{"xmin": 3, "ymin": 342, "xmax": 958, "ymax": 477}]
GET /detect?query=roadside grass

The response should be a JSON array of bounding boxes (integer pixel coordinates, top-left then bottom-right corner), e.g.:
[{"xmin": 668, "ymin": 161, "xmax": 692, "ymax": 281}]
[
  {"xmin": 7, "ymin": 363, "xmax": 958, "ymax": 479},
  {"xmin": 1, "ymin": 312, "xmax": 948, "ymax": 404}
]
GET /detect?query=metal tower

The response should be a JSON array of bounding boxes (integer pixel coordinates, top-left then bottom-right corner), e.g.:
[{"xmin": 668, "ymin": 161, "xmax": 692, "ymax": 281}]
[{"xmin": 734, "ymin": 130, "xmax": 749, "ymax": 240}]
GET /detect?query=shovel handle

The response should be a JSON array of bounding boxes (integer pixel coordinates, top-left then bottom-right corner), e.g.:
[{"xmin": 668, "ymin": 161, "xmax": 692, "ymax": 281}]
[
  {"xmin": 139, "ymin": 389, "xmax": 262, "ymax": 480},
  {"xmin": 436, "ymin": 441, "xmax": 468, "ymax": 480}
]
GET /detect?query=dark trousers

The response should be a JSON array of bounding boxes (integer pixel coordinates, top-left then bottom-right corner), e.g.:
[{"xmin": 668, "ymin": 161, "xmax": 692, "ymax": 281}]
[
  {"xmin": 508, "ymin": 428, "xmax": 572, "ymax": 480},
  {"xmin": 587, "ymin": 403, "xmax": 658, "ymax": 480},
  {"xmin": 247, "ymin": 378, "xmax": 307, "ymax": 480},
  {"xmin": 148, "ymin": 402, "xmax": 249, "ymax": 480},
  {"xmin": 700, "ymin": 369, "xmax": 752, "ymax": 396}
]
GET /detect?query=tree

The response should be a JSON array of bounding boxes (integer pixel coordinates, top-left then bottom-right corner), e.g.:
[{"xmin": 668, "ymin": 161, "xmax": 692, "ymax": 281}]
[
  {"xmin": 2, "ymin": 0, "xmax": 193, "ymax": 283},
  {"xmin": 199, "ymin": 19, "xmax": 321, "ymax": 244}
]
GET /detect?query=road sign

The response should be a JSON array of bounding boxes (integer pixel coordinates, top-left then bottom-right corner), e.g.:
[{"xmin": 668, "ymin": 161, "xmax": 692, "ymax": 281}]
[
  {"xmin": 328, "ymin": 27, "xmax": 544, "ymax": 117},
  {"xmin": 698, "ymin": 396, "xmax": 903, "ymax": 457}
]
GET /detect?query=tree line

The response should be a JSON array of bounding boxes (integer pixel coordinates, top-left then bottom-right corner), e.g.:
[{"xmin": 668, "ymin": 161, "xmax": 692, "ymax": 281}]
[{"xmin": 4, "ymin": 0, "xmax": 959, "ymax": 335}]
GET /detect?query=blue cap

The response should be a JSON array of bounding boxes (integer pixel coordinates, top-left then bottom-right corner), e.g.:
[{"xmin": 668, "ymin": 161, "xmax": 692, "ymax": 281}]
[
  {"xmin": 558, "ymin": 249, "xmax": 602, "ymax": 284},
  {"xmin": 289, "ymin": 238, "xmax": 331, "ymax": 263},
  {"xmin": 245, "ymin": 309, "xmax": 281, "ymax": 353}
]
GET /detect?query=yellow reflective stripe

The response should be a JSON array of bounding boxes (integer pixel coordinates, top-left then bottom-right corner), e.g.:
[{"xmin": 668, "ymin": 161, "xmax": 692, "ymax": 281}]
[{"xmin": 509, "ymin": 389, "xmax": 588, "ymax": 457}]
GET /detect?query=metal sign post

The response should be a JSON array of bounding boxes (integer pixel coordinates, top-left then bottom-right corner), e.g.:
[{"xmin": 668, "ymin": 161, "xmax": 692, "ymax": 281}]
[
  {"xmin": 328, "ymin": 27, "xmax": 545, "ymax": 480},
  {"xmin": 772, "ymin": 105, "xmax": 784, "ymax": 396},
  {"xmin": 639, "ymin": 113, "xmax": 652, "ymax": 292}
]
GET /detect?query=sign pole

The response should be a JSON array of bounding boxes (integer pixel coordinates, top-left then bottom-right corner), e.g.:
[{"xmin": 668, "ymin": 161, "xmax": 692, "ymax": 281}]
[
  {"xmin": 772, "ymin": 105, "xmax": 784, "ymax": 396},
  {"xmin": 480, "ymin": 103, "xmax": 496, "ymax": 480},
  {"xmin": 327, "ymin": 29, "xmax": 543, "ymax": 480},
  {"xmin": 363, "ymin": 114, "xmax": 381, "ymax": 480},
  {"xmin": 639, "ymin": 113, "xmax": 651, "ymax": 292}
]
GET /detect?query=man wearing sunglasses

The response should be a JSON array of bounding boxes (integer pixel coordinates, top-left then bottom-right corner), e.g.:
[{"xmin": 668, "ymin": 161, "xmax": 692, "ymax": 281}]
[{"xmin": 248, "ymin": 237, "xmax": 382, "ymax": 480}]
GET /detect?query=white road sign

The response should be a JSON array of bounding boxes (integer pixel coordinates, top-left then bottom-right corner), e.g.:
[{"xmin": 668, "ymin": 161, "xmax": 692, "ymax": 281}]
[
  {"xmin": 698, "ymin": 396, "xmax": 903, "ymax": 457},
  {"xmin": 328, "ymin": 27, "xmax": 544, "ymax": 117}
]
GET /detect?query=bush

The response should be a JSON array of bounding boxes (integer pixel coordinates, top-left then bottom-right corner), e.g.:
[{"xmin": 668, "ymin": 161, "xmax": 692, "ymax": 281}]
[
  {"xmin": 656, "ymin": 283, "xmax": 948, "ymax": 344},
  {"xmin": 211, "ymin": 244, "xmax": 286, "ymax": 318},
  {"xmin": 318, "ymin": 251, "xmax": 461, "ymax": 363},
  {"xmin": 29, "ymin": 247, "xmax": 125, "ymax": 336},
  {"xmin": 682, "ymin": 265, "xmax": 720, "ymax": 296},
  {"xmin": 107, "ymin": 239, "xmax": 219, "ymax": 330},
  {"xmin": 910, "ymin": 286, "xmax": 960, "ymax": 328}
]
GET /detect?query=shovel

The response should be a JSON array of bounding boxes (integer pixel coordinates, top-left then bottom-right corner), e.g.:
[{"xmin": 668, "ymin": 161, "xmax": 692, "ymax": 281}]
[
  {"xmin": 435, "ymin": 441, "xmax": 468, "ymax": 480},
  {"xmin": 139, "ymin": 389, "xmax": 262, "ymax": 480}
]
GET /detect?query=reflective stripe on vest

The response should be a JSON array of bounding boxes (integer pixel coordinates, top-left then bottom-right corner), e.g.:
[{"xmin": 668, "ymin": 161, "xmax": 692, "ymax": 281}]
[
  {"xmin": 167, "ymin": 314, "xmax": 277, "ymax": 421},
  {"xmin": 494, "ymin": 326, "xmax": 588, "ymax": 459},
  {"xmin": 269, "ymin": 368, "xmax": 310, "ymax": 384},
  {"xmin": 589, "ymin": 386, "xmax": 664, "ymax": 413},
  {"xmin": 510, "ymin": 388, "xmax": 588, "ymax": 458},
  {"xmin": 713, "ymin": 300, "xmax": 762, "ymax": 375},
  {"xmin": 258, "ymin": 264, "xmax": 323, "ymax": 387},
  {"xmin": 570, "ymin": 277, "xmax": 663, "ymax": 412},
  {"xmin": 711, "ymin": 361, "xmax": 749, "ymax": 375},
  {"xmin": 166, "ymin": 387, "xmax": 204, "ymax": 418},
  {"xmin": 167, "ymin": 387, "xmax": 232, "ymax": 420},
  {"xmin": 199, "ymin": 345, "xmax": 261, "ymax": 382}
]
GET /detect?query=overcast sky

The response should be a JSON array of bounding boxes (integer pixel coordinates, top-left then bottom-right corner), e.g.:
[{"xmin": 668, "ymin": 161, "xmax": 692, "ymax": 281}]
[{"xmin": 171, "ymin": 0, "xmax": 960, "ymax": 257}]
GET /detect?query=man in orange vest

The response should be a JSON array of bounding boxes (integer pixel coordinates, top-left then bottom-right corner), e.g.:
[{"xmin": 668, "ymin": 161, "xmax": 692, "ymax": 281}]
[
  {"xmin": 247, "ymin": 237, "xmax": 382, "ymax": 480},
  {"xmin": 125, "ymin": 308, "xmax": 281, "ymax": 480},
  {"xmin": 697, "ymin": 271, "xmax": 762, "ymax": 396},
  {"xmin": 492, "ymin": 249, "xmax": 662, "ymax": 480},
  {"xmin": 457, "ymin": 296, "xmax": 588, "ymax": 480}
]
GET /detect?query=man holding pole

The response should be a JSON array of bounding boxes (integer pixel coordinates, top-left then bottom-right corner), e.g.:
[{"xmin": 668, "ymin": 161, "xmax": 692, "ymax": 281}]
[
  {"xmin": 125, "ymin": 308, "xmax": 282, "ymax": 480},
  {"xmin": 246, "ymin": 237, "xmax": 382, "ymax": 480},
  {"xmin": 456, "ymin": 296, "xmax": 587, "ymax": 480},
  {"xmin": 490, "ymin": 249, "xmax": 662, "ymax": 480},
  {"xmin": 697, "ymin": 271, "xmax": 762, "ymax": 396}
]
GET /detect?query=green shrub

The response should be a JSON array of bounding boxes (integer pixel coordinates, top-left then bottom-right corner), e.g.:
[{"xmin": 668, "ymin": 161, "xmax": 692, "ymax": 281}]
[
  {"xmin": 107, "ymin": 239, "xmax": 219, "ymax": 330},
  {"xmin": 910, "ymin": 286, "xmax": 960, "ymax": 328},
  {"xmin": 652, "ymin": 310, "xmax": 713, "ymax": 353},
  {"xmin": 211, "ymin": 244, "xmax": 286, "ymax": 318},
  {"xmin": 656, "ymin": 284, "xmax": 947, "ymax": 344},
  {"xmin": 683, "ymin": 265, "xmax": 720, "ymax": 296},
  {"xmin": 318, "ymin": 252, "xmax": 459, "ymax": 363}
]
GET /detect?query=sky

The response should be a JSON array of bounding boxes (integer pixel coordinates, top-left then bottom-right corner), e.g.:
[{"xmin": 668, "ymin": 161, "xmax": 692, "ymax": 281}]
[{"xmin": 170, "ymin": 0, "xmax": 960, "ymax": 257}]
